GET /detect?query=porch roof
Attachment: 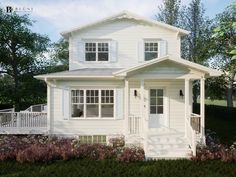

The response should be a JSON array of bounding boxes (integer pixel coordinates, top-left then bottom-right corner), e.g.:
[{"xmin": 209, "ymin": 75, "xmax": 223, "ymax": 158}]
[
  {"xmin": 113, "ymin": 56, "xmax": 223, "ymax": 78},
  {"xmin": 34, "ymin": 68, "xmax": 123, "ymax": 80}
]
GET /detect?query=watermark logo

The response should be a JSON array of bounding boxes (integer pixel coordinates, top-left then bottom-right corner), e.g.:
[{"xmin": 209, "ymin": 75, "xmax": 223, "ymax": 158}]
[
  {"xmin": 6, "ymin": 6, "xmax": 13, "ymax": 13},
  {"xmin": 6, "ymin": 6, "xmax": 33, "ymax": 13}
]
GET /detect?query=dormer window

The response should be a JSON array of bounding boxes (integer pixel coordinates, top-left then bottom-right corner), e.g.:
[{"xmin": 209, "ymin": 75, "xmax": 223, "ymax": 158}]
[
  {"xmin": 144, "ymin": 42, "xmax": 158, "ymax": 61},
  {"xmin": 85, "ymin": 42, "xmax": 109, "ymax": 61}
]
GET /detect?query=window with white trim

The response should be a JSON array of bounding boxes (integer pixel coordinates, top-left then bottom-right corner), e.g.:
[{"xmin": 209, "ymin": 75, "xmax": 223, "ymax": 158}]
[
  {"xmin": 144, "ymin": 42, "xmax": 158, "ymax": 61},
  {"xmin": 71, "ymin": 90, "xmax": 84, "ymax": 117},
  {"xmin": 71, "ymin": 89, "xmax": 114, "ymax": 118},
  {"xmin": 85, "ymin": 42, "xmax": 109, "ymax": 61},
  {"xmin": 86, "ymin": 90, "xmax": 99, "ymax": 117},
  {"xmin": 79, "ymin": 135, "xmax": 106, "ymax": 144},
  {"xmin": 101, "ymin": 90, "xmax": 114, "ymax": 117}
]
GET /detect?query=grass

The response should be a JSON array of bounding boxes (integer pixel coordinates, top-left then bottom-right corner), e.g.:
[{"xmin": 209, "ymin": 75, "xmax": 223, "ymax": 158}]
[
  {"xmin": 0, "ymin": 159, "xmax": 236, "ymax": 177},
  {"xmin": 203, "ymin": 99, "xmax": 236, "ymax": 107}
]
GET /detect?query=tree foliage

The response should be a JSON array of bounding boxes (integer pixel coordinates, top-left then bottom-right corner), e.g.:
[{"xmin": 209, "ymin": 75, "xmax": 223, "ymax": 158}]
[
  {"xmin": 50, "ymin": 38, "xmax": 69, "ymax": 70},
  {"xmin": 208, "ymin": 2, "xmax": 236, "ymax": 107},
  {"xmin": 0, "ymin": 9, "xmax": 50, "ymax": 110},
  {"xmin": 156, "ymin": 0, "xmax": 181, "ymax": 26}
]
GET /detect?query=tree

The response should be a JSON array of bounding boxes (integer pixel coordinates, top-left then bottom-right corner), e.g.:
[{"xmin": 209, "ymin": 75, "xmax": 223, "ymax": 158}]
[
  {"xmin": 210, "ymin": 2, "xmax": 236, "ymax": 107},
  {"xmin": 156, "ymin": 0, "xmax": 181, "ymax": 26},
  {"xmin": 0, "ymin": 9, "xmax": 50, "ymax": 110},
  {"xmin": 50, "ymin": 38, "xmax": 69, "ymax": 70},
  {"xmin": 179, "ymin": 0, "xmax": 214, "ymax": 103}
]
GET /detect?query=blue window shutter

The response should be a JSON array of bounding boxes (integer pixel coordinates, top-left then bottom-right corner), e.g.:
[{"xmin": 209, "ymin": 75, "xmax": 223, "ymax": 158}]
[
  {"xmin": 138, "ymin": 40, "xmax": 144, "ymax": 62},
  {"xmin": 159, "ymin": 40, "xmax": 167, "ymax": 57},
  {"xmin": 109, "ymin": 40, "xmax": 117, "ymax": 63},
  {"xmin": 78, "ymin": 40, "xmax": 85, "ymax": 62},
  {"xmin": 116, "ymin": 88, "xmax": 124, "ymax": 119},
  {"xmin": 62, "ymin": 89, "xmax": 70, "ymax": 120}
]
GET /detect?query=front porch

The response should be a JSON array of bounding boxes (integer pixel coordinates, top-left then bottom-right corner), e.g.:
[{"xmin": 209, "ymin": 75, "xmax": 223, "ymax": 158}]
[{"xmin": 124, "ymin": 77, "xmax": 205, "ymax": 158}]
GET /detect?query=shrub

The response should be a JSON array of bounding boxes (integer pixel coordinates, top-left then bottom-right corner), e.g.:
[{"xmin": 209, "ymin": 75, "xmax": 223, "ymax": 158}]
[
  {"xmin": 117, "ymin": 147, "xmax": 145, "ymax": 163},
  {"xmin": 75, "ymin": 144, "xmax": 116, "ymax": 160},
  {"xmin": 192, "ymin": 143, "xmax": 236, "ymax": 163},
  {"xmin": 109, "ymin": 136, "xmax": 125, "ymax": 148},
  {"xmin": 0, "ymin": 135, "xmax": 145, "ymax": 163},
  {"xmin": 16, "ymin": 144, "xmax": 59, "ymax": 163}
]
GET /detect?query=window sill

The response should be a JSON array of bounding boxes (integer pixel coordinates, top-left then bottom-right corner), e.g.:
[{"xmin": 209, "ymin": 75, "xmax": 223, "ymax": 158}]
[
  {"xmin": 70, "ymin": 117, "xmax": 116, "ymax": 120},
  {"xmin": 83, "ymin": 61, "xmax": 110, "ymax": 64}
]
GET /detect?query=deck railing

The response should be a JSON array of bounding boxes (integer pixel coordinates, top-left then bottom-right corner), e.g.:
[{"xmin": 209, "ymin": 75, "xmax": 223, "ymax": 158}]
[
  {"xmin": 190, "ymin": 113, "xmax": 201, "ymax": 133},
  {"xmin": 186, "ymin": 117, "xmax": 197, "ymax": 156},
  {"xmin": 0, "ymin": 112, "xmax": 47, "ymax": 129},
  {"xmin": 0, "ymin": 108, "xmax": 15, "ymax": 113},
  {"xmin": 24, "ymin": 104, "xmax": 47, "ymax": 113},
  {"xmin": 128, "ymin": 115, "xmax": 141, "ymax": 134}
]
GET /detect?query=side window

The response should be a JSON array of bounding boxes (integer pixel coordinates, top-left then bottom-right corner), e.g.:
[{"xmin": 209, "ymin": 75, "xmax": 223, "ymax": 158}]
[
  {"xmin": 144, "ymin": 42, "xmax": 158, "ymax": 61},
  {"xmin": 85, "ymin": 42, "xmax": 109, "ymax": 62}
]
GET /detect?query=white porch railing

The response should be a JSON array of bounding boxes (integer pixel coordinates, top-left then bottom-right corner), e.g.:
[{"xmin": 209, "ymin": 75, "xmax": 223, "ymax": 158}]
[
  {"xmin": 0, "ymin": 108, "xmax": 15, "ymax": 113},
  {"xmin": 190, "ymin": 113, "xmax": 201, "ymax": 133},
  {"xmin": 186, "ymin": 114, "xmax": 198, "ymax": 156},
  {"xmin": 128, "ymin": 115, "xmax": 141, "ymax": 134},
  {"xmin": 0, "ymin": 112, "xmax": 47, "ymax": 134},
  {"xmin": 24, "ymin": 104, "xmax": 47, "ymax": 113}
]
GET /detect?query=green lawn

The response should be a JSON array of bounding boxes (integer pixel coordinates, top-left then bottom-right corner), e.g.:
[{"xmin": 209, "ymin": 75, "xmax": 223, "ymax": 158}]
[
  {"xmin": 204, "ymin": 99, "xmax": 236, "ymax": 107},
  {"xmin": 0, "ymin": 159, "xmax": 236, "ymax": 177}
]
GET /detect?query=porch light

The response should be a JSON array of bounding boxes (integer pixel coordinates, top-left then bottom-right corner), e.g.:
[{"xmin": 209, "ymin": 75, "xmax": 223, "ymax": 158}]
[
  {"xmin": 179, "ymin": 90, "xmax": 184, "ymax": 97},
  {"xmin": 134, "ymin": 90, "xmax": 137, "ymax": 97}
]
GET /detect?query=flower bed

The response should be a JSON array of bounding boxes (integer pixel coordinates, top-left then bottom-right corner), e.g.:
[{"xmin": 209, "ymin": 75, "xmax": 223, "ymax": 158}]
[
  {"xmin": 192, "ymin": 129, "xmax": 236, "ymax": 163},
  {"xmin": 0, "ymin": 135, "xmax": 145, "ymax": 163}
]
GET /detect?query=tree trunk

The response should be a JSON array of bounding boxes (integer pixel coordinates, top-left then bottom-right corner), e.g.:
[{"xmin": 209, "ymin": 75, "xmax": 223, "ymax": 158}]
[
  {"xmin": 226, "ymin": 72, "xmax": 235, "ymax": 107},
  {"xmin": 226, "ymin": 82, "xmax": 234, "ymax": 107}
]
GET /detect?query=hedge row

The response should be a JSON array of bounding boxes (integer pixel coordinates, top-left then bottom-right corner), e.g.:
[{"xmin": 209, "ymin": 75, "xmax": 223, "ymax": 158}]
[{"xmin": 193, "ymin": 103, "xmax": 236, "ymax": 120}]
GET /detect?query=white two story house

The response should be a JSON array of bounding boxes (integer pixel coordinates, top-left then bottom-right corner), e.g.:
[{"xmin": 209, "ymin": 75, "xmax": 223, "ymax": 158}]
[{"xmin": 35, "ymin": 11, "xmax": 222, "ymax": 158}]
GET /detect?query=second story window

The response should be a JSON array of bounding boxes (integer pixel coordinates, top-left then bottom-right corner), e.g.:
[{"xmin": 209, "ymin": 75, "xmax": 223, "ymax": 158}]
[
  {"xmin": 85, "ymin": 42, "xmax": 109, "ymax": 62},
  {"xmin": 144, "ymin": 42, "xmax": 158, "ymax": 61}
]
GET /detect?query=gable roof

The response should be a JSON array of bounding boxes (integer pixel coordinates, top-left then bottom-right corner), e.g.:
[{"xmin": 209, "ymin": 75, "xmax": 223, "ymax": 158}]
[
  {"xmin": 61, "ymin": 10, "xmax": 190, "ymax": 39},
  {"xmin": 113, "ymin": 55, "xmax": 223, "ymax": 77}
]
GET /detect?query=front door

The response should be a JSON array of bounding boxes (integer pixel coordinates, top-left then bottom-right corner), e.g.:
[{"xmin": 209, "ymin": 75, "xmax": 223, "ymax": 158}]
[{"xmin": 149, "ymin": 88, "xmax": 165, "ymax": 128}]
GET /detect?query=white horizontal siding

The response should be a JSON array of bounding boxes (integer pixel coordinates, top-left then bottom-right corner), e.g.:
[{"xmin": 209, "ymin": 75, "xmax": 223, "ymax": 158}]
[
  {"xmin": 53, "ymin": 120, "xmax": 124, "ymax": 135},
  {"xmin": 69, "ymin": 19, "xmax": 180, "ymax": 70},
  {"xmin": 50, "ymin": 80, "xmax": 125, "ymax": 135},
  {"xmin": 168, "ymin": 81, "xmax": 185, "ymax": 131}
]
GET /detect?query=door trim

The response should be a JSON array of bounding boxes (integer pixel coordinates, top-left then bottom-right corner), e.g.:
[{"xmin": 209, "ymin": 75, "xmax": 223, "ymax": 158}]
[{"xmin": 147, "ymin": 86, "xmax": 169, "ymax": 128}]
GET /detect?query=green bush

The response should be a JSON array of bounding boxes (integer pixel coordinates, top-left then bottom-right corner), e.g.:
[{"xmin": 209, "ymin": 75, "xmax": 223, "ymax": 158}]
[
  {"xmin": 0, "ymin": 159, "xmax": 236, "ymax": 177},
  {"xmin": 193, "ymin": 103, "xmax": 236, "ymax": 120},
  {"xmin": 193, "ymin": 103, "xmax": 236, "ymax": 144}
]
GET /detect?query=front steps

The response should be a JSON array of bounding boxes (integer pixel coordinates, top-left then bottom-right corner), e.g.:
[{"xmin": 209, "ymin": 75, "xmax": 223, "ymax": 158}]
[
  {"xmin": 145, "ymin": 128, "xmax": 192, "ymax": 159},
  {"xmin": 126, "ymin": 128, "xmax": 193, "ymax": 159}
]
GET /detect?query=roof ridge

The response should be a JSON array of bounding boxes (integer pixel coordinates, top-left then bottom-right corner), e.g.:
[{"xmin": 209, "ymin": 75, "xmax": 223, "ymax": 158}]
[{"xmin": 61, "ymin": 10, "xmax": 190, "ymax": 38}]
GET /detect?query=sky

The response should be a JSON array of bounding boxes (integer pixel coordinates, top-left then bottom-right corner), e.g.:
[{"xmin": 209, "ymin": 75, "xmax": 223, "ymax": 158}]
[{"xmin": 1, "ymin": 0, "xmax": 234, "ymax": 42}]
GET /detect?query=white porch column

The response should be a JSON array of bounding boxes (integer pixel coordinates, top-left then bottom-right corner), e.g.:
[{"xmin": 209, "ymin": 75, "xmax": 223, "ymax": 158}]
[
  {"xmin": 200, "ymin": 77, "xmax": 205, "ymax": 144},
  {"xmin": 140, "ymin": 79, "xmax": 145, "ymax": 135},
  {"xmin": 184, "ymin": 79, "xmax": 190, "ymax": 137},
  {"xmin": 124, "ymin": 79, "xmax": 129, "ymax": 135}
]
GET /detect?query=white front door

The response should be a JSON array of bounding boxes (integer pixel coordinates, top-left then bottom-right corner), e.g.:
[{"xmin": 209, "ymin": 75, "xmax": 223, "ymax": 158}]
[{"xmin": 148, "ymin": 88, "xmax": 165, "ymax": 128}]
